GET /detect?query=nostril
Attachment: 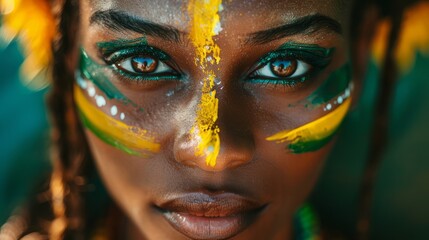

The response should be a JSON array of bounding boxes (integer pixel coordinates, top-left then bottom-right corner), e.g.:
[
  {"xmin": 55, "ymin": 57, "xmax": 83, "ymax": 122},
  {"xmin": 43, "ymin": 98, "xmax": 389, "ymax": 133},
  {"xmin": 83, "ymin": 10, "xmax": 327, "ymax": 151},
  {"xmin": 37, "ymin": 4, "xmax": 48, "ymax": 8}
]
[{"xmin": 226, "ymin": 160, "xmax": 249, "ymax": 170}]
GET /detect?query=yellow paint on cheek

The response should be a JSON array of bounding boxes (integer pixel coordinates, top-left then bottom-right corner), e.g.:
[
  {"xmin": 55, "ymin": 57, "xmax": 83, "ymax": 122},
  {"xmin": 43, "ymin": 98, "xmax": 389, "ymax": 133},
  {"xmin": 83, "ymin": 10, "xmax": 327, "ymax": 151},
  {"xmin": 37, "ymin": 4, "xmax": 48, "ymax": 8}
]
[
  {"xmin": 187, "ymin": 0, "xmax": 223, "ymax": 167},
  {"xmin": 266, "ymin": 97, "xmax": 352, "ymax": 151},
  {"xmin": 74, "ymin": 86, "xmax": 160, "ymax": 154}
]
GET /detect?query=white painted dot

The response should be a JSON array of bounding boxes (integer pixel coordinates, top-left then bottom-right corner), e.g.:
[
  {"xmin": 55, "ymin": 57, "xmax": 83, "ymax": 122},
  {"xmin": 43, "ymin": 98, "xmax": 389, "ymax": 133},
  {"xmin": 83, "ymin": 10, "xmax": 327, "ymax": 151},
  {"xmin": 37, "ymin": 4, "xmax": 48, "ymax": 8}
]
[
  {"xmin": 337, "ymin": 96, "xmax": 344, "ymax": 104},
  {"xmin": 120, "ymin": 113, "xmax": 125, "ymax": 120},
  {"xmin": 76, "ymin": 76, "xmax": 87, "ymax": 89},
  {"xmin": 326, "ymin": 103, "xmax": 332, "ymax": 110},
  {"xmin": 206, "ymin": 56, "xmax": 213, "ymax": 62},
  {"xmin": 345, "ymin": 89, "xmax": 351, "ymax": 98},
  {"xmin": 110, "ymin": 105, "xmax": 118, "ymax": 116},
  {"xmin": 88, "ymin": 86, "xmax": 96, "ymax": 97},
  {"xmin": 95, "ymin": 95, "xmax": 106, "ymax": 107}
]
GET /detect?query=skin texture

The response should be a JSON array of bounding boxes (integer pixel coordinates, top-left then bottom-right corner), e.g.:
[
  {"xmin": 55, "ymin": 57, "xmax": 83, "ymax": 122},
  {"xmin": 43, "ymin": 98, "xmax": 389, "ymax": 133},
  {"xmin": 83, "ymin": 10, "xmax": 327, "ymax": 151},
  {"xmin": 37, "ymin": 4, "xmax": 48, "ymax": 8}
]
[{"xmin": 76, "ymin": 0, "xmax": 365, "ymax": 239}]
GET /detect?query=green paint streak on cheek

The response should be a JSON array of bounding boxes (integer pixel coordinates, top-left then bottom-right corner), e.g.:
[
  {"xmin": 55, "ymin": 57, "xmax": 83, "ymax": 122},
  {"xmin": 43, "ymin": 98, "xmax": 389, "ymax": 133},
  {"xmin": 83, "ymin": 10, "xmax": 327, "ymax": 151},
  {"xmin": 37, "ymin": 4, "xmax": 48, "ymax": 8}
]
[
  {"xmin": 80, "ymin": 49, "xmax": 130, "ymax": 103},
  {"xmin": 77, "ymin": 108, "xmax": 141, "ymax": 156},
  {"xmin": 287, "ymin": 129, "xmax": 338, "ymax": 153},
  {"xmin": 306, "ymin": 62, "xmax": 352, "ymax": 106}
]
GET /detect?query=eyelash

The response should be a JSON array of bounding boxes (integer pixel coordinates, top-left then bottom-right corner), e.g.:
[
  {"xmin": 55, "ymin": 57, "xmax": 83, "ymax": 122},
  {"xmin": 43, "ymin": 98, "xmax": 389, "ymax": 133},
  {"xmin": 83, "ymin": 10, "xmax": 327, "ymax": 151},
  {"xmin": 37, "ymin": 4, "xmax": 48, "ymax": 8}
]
[
  {"xmin": 101, "ymin": 44, "xmax": 331, "ymax": 88},
  {"xmin": 101, "ymin": 46, "xmax": 181, "ymax": 82},
  {"xmin": 247, "ymin": 50, "xmax": 331, "ymax": 88}
]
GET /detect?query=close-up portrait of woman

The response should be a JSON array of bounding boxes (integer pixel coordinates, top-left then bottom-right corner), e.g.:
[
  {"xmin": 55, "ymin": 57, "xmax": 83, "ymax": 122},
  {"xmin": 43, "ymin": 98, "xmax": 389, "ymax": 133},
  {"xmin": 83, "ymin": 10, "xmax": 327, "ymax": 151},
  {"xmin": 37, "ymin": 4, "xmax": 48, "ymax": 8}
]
[{"xmin": 1, "ymin": 0, "xmax": 429, "ymax": 239}]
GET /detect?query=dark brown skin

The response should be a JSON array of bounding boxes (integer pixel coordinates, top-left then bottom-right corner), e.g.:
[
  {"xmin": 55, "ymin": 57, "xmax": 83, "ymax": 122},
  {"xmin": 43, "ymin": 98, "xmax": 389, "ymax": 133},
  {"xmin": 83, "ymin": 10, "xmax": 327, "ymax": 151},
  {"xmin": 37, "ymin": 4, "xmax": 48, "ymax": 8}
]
[{"xmin": 76, "ymin": 0, "xmax": 371, "ymax": 239}]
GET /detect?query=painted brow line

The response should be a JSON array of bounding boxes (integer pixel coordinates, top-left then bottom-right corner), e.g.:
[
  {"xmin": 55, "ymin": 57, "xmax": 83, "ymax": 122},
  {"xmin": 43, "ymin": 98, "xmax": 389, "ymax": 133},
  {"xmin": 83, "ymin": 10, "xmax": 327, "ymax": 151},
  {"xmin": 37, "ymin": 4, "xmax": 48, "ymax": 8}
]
[
  {"xmin": 246, "ymin": 14, "xmax": 343, "ymax": 45},
  {"xmin": 90, "ymin": 10, "xmax": 181, "ymax": 43}
]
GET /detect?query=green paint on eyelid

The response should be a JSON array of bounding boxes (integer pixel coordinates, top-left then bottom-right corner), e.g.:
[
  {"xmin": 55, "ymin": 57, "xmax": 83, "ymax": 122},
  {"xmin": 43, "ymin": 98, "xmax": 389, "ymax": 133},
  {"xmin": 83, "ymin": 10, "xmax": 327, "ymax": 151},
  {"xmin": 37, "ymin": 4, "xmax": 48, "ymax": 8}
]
[
  {"xmin": 278, "ymin": 42, "xmax": 335, "ymax": 58},
  {"xmin": 259, "ymin": 42, "xmax": 335, "ymax": 66},
  {"xmin": 77, "ymin": 108, "xmax": 141, "ymax": 156},
  {"xmin": 306, "ymin": 62, "xmax": 352, "ymax": 106},
  {"xmin": 96, "ymin": 37, "xmax": 148, "ymax": 55},
  {"xmin": 250, "ymin": 42, "xmax": 335, "ymax": 86}
]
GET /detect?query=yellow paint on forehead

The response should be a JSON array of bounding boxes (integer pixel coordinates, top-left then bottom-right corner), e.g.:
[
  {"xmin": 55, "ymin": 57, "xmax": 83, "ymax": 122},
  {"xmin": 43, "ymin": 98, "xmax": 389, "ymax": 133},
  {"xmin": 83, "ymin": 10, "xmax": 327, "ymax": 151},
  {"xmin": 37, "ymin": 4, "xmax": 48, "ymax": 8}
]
[
  {"xmin": 74, "ymin": 86, "xmax": 161, "ymax": 153},
  {"xmin": 187, "ymin": 0, "xmax": 223, "ymax": 167}
]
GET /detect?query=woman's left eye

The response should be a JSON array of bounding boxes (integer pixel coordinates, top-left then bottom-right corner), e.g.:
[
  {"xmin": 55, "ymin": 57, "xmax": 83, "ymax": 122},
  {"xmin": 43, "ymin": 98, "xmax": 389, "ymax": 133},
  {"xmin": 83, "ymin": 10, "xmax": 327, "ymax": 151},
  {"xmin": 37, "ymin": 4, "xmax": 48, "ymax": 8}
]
[
  {"xmin": 251, "ymin": 58, "xmax": 312, "ymax": 80},
  {"xmin": 114, "ymin": 55, "xmax": 174, "ymax": 75}
]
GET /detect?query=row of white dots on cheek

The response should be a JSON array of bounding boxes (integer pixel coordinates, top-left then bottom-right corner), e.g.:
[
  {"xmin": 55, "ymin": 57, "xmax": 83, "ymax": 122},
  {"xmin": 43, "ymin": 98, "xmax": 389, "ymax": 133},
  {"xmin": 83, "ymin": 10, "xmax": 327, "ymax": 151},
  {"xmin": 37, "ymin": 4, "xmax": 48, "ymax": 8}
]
[
  {"xmin": 323, "ymin": 83, "xmax": 353, "ymax": 112},
  {"xmin": 76, "ymin": 75, "xmax": 127, "ymax": 121}
]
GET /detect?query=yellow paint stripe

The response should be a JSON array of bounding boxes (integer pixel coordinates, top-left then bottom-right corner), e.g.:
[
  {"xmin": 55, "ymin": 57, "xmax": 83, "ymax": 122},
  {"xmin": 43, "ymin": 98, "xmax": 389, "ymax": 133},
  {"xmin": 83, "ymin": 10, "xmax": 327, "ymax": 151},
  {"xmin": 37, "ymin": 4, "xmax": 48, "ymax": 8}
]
[
  {"xmin": 266, "ymin": 98, "xmax": 352, "ymax": 144},
  {"xmin": 188, "ymin": 0, "xmax": 223, "ymax": 167},
  {"xmin": 74, "ymin": 86, "xmax": 160, "ymax": 153}
]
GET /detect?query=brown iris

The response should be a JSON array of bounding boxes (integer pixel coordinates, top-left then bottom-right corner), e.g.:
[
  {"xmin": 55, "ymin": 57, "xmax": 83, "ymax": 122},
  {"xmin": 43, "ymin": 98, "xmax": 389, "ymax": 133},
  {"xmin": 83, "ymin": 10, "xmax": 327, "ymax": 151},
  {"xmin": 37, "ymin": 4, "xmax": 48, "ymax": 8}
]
[
  {"xmin": 270, "ymin": 59, "xmax": 297, "ymax": 77},
  {"xmin": 130, "ymin": 56, "xmax": 158, "ymax": 73}
]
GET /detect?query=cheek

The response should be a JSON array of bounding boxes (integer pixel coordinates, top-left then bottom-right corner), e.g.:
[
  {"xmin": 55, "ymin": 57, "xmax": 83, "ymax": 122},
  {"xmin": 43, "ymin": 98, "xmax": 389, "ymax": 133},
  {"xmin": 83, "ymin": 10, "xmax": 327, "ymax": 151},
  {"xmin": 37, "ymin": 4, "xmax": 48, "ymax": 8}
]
[
  {"xmin": 84, "ymin": 130, "xmax": 144, "ymax": 206},
  {"xmin": 259, "ymin": 137, "xmax": 334, "ymax": 211}
]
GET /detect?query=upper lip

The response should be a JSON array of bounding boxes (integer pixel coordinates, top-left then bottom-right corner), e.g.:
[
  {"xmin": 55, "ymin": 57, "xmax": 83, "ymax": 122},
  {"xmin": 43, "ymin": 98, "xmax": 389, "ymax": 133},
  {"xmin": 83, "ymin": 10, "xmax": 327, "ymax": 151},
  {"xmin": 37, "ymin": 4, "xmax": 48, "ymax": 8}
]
[{"xmin": 157, "ymin": 192, "xmax": 264, "ymax": 217}]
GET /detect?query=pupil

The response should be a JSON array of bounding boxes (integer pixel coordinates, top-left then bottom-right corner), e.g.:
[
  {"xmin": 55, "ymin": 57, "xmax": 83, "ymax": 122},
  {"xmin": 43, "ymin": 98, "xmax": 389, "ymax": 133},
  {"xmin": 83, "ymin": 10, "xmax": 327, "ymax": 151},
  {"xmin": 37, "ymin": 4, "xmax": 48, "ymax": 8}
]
[
  {"xmin": 131, "ymin": 56, "xmax": 158, "ymax": 73},
  {"xmin": 270, "ymin": 59, "xmax": 297, "ymax": 77}
]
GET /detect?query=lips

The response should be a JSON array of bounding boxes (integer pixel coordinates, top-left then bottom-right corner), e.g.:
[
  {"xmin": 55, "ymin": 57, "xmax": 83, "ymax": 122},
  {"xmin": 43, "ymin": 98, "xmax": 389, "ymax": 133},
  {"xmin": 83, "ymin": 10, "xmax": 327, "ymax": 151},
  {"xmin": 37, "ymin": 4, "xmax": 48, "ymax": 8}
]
[{"xmin": 156, "ymin": 192, "xmax": 266, "ymax": 240}]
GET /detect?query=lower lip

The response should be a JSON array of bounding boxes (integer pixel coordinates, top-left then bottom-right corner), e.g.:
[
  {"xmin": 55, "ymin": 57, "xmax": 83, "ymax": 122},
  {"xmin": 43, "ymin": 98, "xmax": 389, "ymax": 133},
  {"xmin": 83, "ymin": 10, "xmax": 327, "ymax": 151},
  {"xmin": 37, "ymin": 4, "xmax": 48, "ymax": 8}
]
[{"xmin": 163, "ymin": 210, "xmax": 260, "ymax": 240}]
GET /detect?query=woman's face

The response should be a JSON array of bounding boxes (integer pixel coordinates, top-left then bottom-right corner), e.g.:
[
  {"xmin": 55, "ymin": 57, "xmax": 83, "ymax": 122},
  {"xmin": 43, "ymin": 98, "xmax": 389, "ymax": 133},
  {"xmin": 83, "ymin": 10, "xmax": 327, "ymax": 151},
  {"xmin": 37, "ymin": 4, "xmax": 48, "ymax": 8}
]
[{"xmin": 77, "ymin": 0, "xmax": 354, "ymax": 239}]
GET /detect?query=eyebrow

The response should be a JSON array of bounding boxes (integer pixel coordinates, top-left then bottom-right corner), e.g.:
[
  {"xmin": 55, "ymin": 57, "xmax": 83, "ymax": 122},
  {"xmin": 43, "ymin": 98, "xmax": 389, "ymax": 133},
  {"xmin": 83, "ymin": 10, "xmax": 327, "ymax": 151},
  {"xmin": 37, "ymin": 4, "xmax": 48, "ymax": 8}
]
[
  {"xmin": 246, "ymin": 14, "xmax": 342, "ymax": 44},
  {"xmin": 90, "ymin": 10, "xmax": 181, "ymax": 43}
]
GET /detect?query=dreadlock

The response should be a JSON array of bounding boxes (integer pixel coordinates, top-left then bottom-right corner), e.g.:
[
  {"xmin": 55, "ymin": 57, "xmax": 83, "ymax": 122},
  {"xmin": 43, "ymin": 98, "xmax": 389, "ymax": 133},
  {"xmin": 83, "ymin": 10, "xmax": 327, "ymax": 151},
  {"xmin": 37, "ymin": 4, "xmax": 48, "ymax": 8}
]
[
  {"xmin": 47, "ymin": 0, "xmax": 87, "ymax": 239},
  {"xmin": 355, "ymin": 0, "xmax": 420, "ymax": 239}
]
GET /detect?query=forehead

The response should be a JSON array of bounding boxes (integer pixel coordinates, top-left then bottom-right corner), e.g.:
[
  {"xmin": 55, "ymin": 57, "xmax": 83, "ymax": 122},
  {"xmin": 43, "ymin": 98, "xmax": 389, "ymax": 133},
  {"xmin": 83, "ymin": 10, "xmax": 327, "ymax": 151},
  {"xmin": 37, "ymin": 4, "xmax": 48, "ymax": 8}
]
[{"xmin": 88, "ymin": 0, "xmax": 350, "ymax": 32}]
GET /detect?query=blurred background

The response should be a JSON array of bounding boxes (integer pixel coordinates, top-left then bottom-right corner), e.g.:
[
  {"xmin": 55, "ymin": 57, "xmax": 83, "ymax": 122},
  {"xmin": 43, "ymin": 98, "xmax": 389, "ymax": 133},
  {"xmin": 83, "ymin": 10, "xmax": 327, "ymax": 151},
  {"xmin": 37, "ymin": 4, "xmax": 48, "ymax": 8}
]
[{"xmin": 0, "ymin": 1, "xmax": 428, "ymax": 239}]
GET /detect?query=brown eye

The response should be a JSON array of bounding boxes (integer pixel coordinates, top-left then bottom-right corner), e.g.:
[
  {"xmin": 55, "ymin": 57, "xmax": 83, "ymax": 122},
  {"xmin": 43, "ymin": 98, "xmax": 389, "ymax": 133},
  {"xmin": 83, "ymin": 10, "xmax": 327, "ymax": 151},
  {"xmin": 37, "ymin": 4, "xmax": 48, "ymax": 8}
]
[
  {"xmin": 270, "ymin": 59, "xmax": 297, "ymax": 77},
  {"xmin": 127, "ymin": 56, "xmax": 158, "ymax": 73},
  {"xmin": 115, "ymin": 55, "xmax": 174, "ymax": 76}
]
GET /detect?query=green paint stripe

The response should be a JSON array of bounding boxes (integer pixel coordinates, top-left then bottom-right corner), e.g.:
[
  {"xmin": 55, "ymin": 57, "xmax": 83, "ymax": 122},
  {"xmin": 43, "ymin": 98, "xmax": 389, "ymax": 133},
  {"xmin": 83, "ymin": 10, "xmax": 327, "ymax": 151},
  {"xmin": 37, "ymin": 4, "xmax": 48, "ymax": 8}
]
[
  {"xmin": 77, "ymin": 108, "xmax": 141, "ymax": 156},
  {"xmin": 288, "ymin": 128, "xmax": 338, "ymax": 153},
  {"xmin": 80, "ymin": 49, "xmax": 130, "ymax": 101}
]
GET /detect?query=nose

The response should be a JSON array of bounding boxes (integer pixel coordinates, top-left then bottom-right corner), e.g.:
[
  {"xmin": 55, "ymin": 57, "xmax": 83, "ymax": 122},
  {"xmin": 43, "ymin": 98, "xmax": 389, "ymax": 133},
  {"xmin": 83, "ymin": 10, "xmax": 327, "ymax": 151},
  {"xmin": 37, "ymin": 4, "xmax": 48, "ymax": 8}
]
[{"xmin": 173, "ymin": 104, "xmax": 254, "ymax": 172}]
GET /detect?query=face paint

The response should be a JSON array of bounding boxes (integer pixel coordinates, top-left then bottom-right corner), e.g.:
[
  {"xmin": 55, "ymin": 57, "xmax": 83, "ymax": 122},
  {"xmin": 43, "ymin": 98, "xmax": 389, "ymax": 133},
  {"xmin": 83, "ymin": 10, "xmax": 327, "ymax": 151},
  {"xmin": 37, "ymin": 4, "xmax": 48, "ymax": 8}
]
[
  {"xmin": 187, "ymin": 0, "xmax": 223, "ymax": 167},
  {"xmin": 74, "ymin": 85, "xmax": 160, "ymax": 155},
  {"xmin": 267, "ymin": 97, "xmax": 351, "ymax": 153},
  {"xmin": 75, "ymin": 46, "xmax": 161, "ymax": 156},
  {"xmin": 80, "ymin": 49, "xmax": 132, "ymax": 104},
  {"xmin": 266, "ymin": 62, "xmax": 353, "ymax": 153},
  {"xmin": 249, "ymin": 42, "xmax": 334, "ymax": 87},
  {"xmin": 306, "ymin": 62, "xmax": 352, "ymax": 106}
]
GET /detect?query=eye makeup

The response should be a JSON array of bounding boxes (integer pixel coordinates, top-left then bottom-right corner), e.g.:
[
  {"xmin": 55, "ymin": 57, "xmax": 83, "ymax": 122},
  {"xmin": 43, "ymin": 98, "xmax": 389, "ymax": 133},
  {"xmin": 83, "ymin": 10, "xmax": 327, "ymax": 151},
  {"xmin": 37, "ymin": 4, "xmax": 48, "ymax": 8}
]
[
  {"xmin": 80, "ymin": 49, "xmax": 133, "ymax": 105},
  {"xmin": 248, "ymin": 42, "xmax": 335, "ymax": 86},
  {"xmin": 97, "ymin": 37, "xmax": 181, "ymax": 82}
]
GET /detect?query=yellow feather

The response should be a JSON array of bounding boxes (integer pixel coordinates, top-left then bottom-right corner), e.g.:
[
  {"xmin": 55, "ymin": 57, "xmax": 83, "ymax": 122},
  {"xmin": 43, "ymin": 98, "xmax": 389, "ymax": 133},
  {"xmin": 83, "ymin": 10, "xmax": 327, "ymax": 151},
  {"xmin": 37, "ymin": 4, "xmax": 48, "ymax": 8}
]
[{"xmin": 1, "ymin": 0, "xmax": 56, "ymax": 90}]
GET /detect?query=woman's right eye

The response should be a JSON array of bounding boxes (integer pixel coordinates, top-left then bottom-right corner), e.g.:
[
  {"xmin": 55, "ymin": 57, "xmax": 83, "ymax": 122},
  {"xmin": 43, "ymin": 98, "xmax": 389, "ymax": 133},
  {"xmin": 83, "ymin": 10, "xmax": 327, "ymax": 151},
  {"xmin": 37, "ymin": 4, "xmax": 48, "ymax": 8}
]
[{"xmin": 114, "ymin": 55, "xmax": 176, "ymax": 76}]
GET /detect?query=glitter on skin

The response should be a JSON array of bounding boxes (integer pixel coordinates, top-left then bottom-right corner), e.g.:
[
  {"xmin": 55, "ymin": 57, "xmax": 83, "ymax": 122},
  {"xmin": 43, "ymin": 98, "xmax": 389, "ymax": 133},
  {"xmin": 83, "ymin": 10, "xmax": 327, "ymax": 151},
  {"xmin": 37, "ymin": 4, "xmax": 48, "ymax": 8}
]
[{"xmin": 187, "ymin": 0, "xmax": 223, "ymax": 167}]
